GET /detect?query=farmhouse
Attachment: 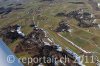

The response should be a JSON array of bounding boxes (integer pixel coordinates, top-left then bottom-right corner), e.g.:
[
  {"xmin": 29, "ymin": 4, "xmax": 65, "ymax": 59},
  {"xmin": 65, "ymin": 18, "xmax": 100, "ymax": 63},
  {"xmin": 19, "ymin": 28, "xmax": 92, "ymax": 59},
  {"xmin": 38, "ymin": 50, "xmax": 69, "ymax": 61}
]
[
  {"xmin": 97, "ymin": 3, "xmax": 100, "ymax": 8},
  {"xmin": 14, "ymin": 26, "xmax": 82, "ymax": 66},
  {"xmin": 55, "ymin": 21, "xmax": 71, "ymax": 32},
  {"xmin": 0, "ymin": 24, "xmax": 25, "ymax": 43},
  {"xmin": 67, "ymin": 9, "xmax": 99, "ymax": 28}
]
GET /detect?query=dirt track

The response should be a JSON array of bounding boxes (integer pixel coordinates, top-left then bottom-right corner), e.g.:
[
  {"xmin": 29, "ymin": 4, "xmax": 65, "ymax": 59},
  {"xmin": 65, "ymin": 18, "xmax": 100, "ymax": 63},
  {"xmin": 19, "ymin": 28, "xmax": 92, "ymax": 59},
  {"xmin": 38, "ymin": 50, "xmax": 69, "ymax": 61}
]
[{"xmin": 57, "ymin": 33, "xmax": 92, "ymax": 55}]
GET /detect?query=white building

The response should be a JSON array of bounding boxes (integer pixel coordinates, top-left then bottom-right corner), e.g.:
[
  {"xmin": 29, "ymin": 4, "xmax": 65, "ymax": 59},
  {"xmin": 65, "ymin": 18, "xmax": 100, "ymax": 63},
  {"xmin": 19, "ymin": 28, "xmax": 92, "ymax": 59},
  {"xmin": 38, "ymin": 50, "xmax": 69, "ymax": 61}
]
[{"xmin": 97, "ymin": 3, "xmax": 100, "ymax": 8}]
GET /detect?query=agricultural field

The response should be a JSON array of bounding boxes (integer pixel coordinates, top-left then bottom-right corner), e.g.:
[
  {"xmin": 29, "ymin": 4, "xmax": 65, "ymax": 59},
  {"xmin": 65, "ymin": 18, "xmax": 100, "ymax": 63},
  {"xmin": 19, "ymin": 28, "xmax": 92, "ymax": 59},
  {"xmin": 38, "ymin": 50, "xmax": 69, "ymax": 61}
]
[{"xmin": 0, "ymin": 0, "xmax": 100, "ymax": 66}]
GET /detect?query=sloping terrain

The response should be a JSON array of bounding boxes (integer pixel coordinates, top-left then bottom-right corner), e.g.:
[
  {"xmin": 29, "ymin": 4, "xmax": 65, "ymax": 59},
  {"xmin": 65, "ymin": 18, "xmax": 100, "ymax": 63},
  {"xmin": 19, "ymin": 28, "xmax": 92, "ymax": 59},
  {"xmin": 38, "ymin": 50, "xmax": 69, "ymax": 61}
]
[{"xmin": 0, "ymin": 0, "xmax": 100, "ymax": 66}]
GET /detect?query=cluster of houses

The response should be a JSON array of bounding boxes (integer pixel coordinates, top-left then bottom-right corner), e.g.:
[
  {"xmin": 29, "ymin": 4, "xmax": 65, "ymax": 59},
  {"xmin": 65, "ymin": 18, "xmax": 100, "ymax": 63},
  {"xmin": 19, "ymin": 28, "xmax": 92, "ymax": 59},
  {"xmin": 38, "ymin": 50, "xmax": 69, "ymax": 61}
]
[
  {"xmin": 14, "ymin": 25, "xmax": 63, "ymax": 66},
  {"xmin": 56, "ymin": 9, "xmax": 100, "ymax": 28},
  {"xmin": 16, "ymin": 24, "xmax": 85, "ymax": 66},
  {"xmin": 66, "ymin": 9, "xmax": 100, "ymax": 28},
  {"xmin": 0, "ymin": 22, "xmax": 84, "ymax": 66},
  {"xmin": 0, "ymin": 24, "xmax": 25, "ymax": 43},
  {"xmin": 55, "ymin": 20, "xmax": 72, "ymax": 32}
]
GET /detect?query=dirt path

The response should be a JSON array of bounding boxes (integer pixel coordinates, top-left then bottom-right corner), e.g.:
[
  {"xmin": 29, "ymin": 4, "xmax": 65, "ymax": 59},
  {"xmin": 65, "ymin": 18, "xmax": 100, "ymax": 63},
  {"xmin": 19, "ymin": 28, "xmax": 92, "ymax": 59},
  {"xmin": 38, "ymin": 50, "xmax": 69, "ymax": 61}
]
[{"xmin": 57, "ymin": 33, "xmax": 92, "ymax": 54}]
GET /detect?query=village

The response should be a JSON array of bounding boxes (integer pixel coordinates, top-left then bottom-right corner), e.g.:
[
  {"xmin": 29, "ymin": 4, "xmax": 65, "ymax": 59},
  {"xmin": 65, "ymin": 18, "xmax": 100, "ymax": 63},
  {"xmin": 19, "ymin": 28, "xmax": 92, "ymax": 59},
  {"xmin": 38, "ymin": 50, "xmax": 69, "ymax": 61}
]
[
  {"xmin": 0, "ymin": 0, "xmax": 100, "ymax": 66},
  {"xmin": 0, "ymin": 21, "xmax": 85, "ymax": 66},
  {"xmin": 0, "ymin": 9, "xmax": 99, "ymax": 66}
]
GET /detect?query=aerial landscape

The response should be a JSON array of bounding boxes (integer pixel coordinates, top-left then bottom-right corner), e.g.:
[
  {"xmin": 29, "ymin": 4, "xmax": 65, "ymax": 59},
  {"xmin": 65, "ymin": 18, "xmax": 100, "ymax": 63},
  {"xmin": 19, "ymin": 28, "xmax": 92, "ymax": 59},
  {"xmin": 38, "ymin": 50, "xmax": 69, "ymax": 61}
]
[{"xmin": 0, "ymin": 0, "xmax": 100, "ymax": 66}]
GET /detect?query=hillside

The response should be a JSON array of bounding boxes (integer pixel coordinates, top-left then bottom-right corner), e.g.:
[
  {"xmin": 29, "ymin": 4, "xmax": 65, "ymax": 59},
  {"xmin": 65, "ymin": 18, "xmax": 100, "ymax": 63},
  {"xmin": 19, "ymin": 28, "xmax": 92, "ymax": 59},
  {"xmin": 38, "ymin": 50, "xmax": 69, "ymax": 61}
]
[{"xmin": 0, "ymin": 0, "xmax": 100, "ymax": 66}]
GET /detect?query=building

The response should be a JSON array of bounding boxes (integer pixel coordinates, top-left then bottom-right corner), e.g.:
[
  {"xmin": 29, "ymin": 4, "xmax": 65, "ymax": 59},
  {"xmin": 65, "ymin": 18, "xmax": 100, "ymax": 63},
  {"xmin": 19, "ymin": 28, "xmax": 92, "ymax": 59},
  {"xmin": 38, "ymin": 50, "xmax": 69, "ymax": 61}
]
[
  {"xmin": 97, "ymin": 3, "xmax": 100, "ymax": 8},
  {"xmin": 55, "ymin": 21, "xmax": 71, "ymax": 32},
  {"xmin": 65, "ymin": 49, "xmax": 85, "ymax": 66},
  {"xmin": 0, "ymin": 24, "xmax": 25, "ymax": 43}
]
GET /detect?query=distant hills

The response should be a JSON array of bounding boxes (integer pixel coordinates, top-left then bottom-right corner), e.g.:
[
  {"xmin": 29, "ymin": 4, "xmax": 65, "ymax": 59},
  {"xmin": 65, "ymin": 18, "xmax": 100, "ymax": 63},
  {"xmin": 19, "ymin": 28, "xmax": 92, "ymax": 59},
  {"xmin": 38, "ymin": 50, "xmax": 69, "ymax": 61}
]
[{"xmin": 0, "ymin": 0, "xmax": 25, "ymax": 3}]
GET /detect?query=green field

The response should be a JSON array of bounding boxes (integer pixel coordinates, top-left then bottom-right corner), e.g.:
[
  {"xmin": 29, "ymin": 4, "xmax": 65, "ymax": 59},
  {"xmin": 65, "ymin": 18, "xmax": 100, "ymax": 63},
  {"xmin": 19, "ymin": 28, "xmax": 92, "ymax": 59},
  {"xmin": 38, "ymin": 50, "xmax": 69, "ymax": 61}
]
[{"xmin": 0, "ymin": 0, "xmax": 100, "ymax": 66}]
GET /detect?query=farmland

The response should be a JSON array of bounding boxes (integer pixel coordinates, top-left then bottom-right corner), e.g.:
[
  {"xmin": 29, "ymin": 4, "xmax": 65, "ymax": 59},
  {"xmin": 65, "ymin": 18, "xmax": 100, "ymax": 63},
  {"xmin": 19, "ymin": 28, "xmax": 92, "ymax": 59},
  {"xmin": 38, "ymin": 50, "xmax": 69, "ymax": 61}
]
[{"xmin": 0, "ymin": 0, "xmax": 100, "ymax": 66}]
